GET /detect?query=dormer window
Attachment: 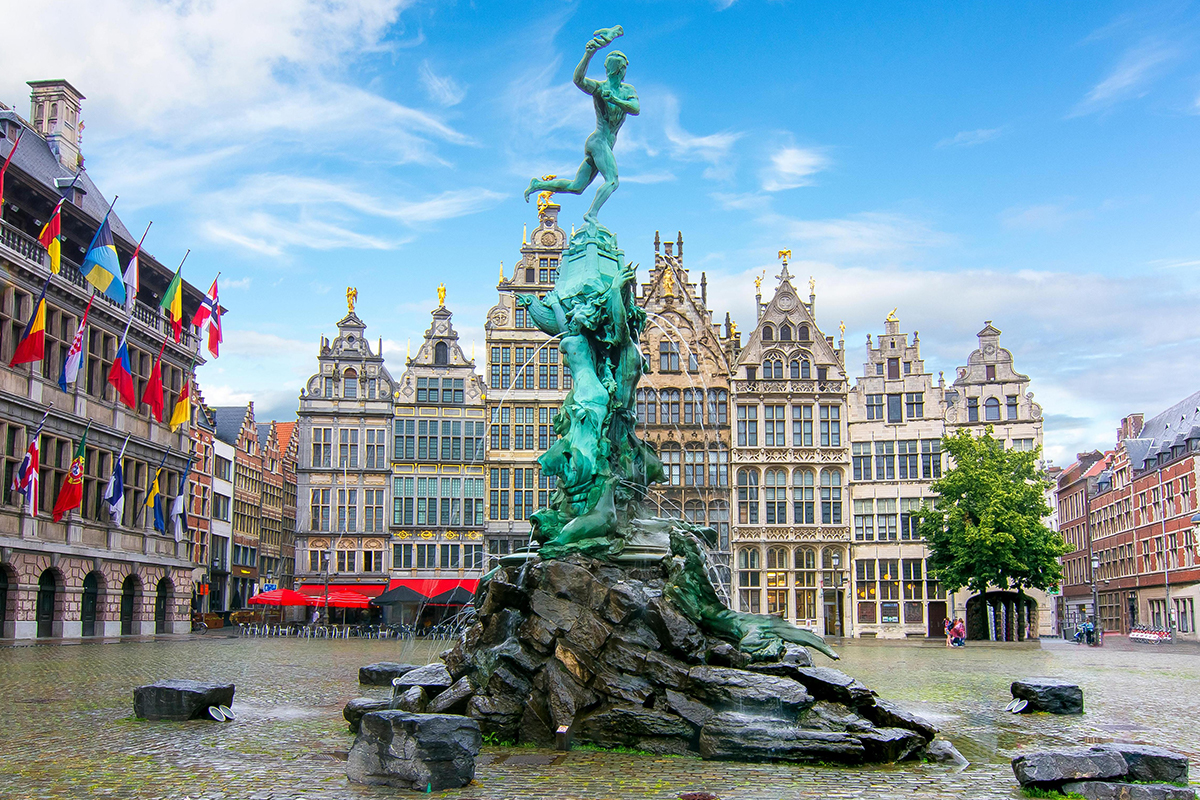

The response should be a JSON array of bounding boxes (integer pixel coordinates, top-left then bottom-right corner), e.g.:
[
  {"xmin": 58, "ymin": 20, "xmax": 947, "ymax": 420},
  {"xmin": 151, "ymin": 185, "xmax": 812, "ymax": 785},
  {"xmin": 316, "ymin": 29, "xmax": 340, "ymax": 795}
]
[
  {"xmin": 435, "ymin": 341, "xmax": 449, "ymax": 365},
  {"xmin": 780, "ymin": 324, "xmax": 792, "ymax": 342},
  {"xmin": 762, "ymin": 325, "xmax": 774, "ymax": 341},
  {"xmin": 799, "ymin": 324, "xmax": 810, "ymax": 342},
  {"xmin": 323, "ymin": 377, "xmax": 335, "ymax": 398},
  {"xmin": 343, "ymin": 368, "xmax": 358, "ymax": 399},
  {"xmin": 986, "ymin": 365, "xmax": 996, "ymax": 381},
  {"xmin": 526, "ymin": 267, "xmax": 536, "ymax": 282}
]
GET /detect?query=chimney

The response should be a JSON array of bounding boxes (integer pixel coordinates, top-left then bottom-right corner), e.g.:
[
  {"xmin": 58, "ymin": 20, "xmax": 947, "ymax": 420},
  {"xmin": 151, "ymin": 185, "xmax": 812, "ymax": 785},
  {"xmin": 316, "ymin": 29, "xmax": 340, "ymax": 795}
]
[
  {"xmin": 653, "ymin": 230, "xmax": 660, "ymax": 254},
  {"xmin": 663, "ymin": 240, "xmax": 673, "ymax": 257},
  {"xmin": 28, "ymin": 80, "xmax": 85, "ymax": 171},
  {"xmin": 700, "ymin": 271, "xmax": 707, "ymax": 307},
  {"xmin": 676, "ymin": 231, "xmax": 683, "ymax": 263},
  {"xmin": 1119, "ymin": 413, "xmax": 1144, "ymax": 442}
]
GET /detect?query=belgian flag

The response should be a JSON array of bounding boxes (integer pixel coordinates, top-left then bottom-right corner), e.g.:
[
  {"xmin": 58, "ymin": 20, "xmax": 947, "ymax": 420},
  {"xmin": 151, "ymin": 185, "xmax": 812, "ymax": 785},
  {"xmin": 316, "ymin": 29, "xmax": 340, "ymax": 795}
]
[{"xmin": 9, "ymin": 281, "xmax": 48, "ymax": 367}]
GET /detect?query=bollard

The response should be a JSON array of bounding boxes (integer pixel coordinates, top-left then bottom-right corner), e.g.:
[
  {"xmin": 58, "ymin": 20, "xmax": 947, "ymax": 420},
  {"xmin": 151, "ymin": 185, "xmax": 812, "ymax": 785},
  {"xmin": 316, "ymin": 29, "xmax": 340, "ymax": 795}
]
[{"xmin": 555, "ymin": 725, "xmax": 572, "ymax": 751}]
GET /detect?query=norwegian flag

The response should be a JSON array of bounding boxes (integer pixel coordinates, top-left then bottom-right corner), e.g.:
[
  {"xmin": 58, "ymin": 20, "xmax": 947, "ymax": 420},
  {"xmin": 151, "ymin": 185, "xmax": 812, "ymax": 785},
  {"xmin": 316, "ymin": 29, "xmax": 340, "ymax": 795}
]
[{"xmin": 192, "ymin": 276, "xmax": 221, "ymax": 358}]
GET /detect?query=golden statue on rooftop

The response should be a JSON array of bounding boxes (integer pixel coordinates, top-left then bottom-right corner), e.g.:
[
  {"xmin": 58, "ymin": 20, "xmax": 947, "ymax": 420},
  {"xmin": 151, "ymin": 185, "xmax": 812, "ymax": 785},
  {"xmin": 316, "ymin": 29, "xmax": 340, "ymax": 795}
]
[
  {"xmin": 661, "ymin": 264, "xmax": 675, "ymax": 296},
  {"xmin": 886, "ymin": 308, "xmax": 899, "ymax": 323},
  {"xmin": 346, "ymin": 287, "xmax": 357, "ymax": 314},
  {"xmin": 437, "ymin": 283, "xmax": 447, "ymax": 307}
]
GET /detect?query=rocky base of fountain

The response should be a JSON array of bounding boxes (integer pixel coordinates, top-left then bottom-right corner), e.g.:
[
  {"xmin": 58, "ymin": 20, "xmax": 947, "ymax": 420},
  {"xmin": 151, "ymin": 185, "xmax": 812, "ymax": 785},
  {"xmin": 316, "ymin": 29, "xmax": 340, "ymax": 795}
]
[{"xmin": 437, "ymin": 554, "xmax": 944, "ymax": 764}]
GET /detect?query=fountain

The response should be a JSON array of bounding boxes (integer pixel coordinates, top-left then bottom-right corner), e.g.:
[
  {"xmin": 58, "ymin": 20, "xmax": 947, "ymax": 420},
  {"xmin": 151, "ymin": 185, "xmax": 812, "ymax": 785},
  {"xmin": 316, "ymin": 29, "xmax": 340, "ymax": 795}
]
[{"xmin": 434, "ymin": 25, "xmax": 941, "ymax": 764}]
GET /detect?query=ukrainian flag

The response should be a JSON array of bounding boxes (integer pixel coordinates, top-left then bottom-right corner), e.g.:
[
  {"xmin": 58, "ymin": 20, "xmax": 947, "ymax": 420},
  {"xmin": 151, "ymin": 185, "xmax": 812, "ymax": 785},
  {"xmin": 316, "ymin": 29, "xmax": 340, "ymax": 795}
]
[
  {"xmin": 146, "ymin": 467, "xmax": 165, "ymax": 532},
  {"xmin": 81, "ymin": 217, "xmax": 126, "ymax": 304}
]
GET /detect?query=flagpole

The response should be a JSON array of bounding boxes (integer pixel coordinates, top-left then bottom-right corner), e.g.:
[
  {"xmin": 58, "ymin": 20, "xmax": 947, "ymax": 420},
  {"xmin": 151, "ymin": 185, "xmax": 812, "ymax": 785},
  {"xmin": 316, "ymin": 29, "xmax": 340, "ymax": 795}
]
[
  {"xmin": 65, "ymin": 419, "xmax": 93, "ymax": 522},
  {"xmin": 81, "ymin": 195, "xmax": 118, "ymax": 256}
]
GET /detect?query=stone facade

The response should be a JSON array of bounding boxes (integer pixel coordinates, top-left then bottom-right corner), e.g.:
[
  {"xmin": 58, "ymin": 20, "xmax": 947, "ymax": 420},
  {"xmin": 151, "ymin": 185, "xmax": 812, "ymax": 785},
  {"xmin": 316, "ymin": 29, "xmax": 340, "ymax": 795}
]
[
  {"xmin": 483, "ymin": 204, "xmax": 571, "ymax": 564},
  {"xmin": 636, "ymin": 231, "xmax": 734, "ymax": 587},
  {"xmin": 389, "ymin": 298, "xmax": 487, "ymax": 621},
  {"xmin": 293, "ymin": 304, "xmax": 395, "ymax": 600},
  {"xmin": 211, "ymin": 404, "xmax": 263, "ymax": 608},
  {"xmin": 0, "ymin": 80, "xmax": 208, "ymax": 639},
  {"xmin": 729, "ymin": 262, "xmax": 851, "ymax": 637}
]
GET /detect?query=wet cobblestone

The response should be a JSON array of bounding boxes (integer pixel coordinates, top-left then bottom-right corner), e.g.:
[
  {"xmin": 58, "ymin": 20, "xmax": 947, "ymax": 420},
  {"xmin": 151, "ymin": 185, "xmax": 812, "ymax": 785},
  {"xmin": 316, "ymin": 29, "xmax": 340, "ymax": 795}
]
[{"xmin": 0, "ymin": 636, "xmax": 1197, "ymax": 799}]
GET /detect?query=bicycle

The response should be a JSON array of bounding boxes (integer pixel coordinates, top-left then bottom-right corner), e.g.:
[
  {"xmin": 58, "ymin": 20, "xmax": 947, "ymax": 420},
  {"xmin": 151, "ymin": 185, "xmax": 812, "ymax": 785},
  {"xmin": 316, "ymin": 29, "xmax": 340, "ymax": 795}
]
[{"xmin": 191, "ymin": 614, "xmax": 209, "ymax": 635}]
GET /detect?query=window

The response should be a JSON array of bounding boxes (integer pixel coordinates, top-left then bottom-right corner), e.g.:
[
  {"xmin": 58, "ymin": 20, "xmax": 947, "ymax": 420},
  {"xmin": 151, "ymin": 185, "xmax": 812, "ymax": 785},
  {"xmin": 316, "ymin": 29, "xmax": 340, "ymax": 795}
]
[
  {"xmin": 764, "ymin": 405, "xmax": 785, "ymax": 447},
  {"xmin": 792, "ymin": 405, "xmax": 812, "ymax": 447},
  {"xmin": 339, "ymin": 428, "xmax": 359, "ymax": 468},
  {"xmin": 661, "ymin": 390, "xmax": 681, "ymax": 425},
  {"xmin": 213, "ymin": 493, "xmax": 231, "ymax": 522},
  {"xmin": 905, "ymin": 393, "xmax": 923, "ymax": 419},
  {"xmin": 683, "ymin": 389, "xmax": 704, "ymax": 425},
  {"xmin": 214, "ymin": 456, "xmax": 232, "ymax": 482},
  {"xmin": 900, "ymin": 498, "xmax": 923, "ymax": 540},
  {"xmin": 738, "ymin": 548, "xmax": 761, "ymax": 613},
  {"xmin": 780, "ymin": 324, "xmax": 792, "ymax": 342},
  {"xmin": 745, "ymin": 366, "xmax": 757, "ymax": 381},
  {"xmin": 854, "ymin": 499, "xmax": 874, "ymax": 541},
  {"xmin": 875, "ymin": 441, "xmax": 895, "ymax": 481},
  {"xmin": 708, "ymin": 444, "xmax": 729, "ymax": 488},
  {"xmin": 362, "ymin": 549, "xmax": 384, "ymax": 572},
  {"xmin": 737, "ymin": 469, "xmax": 759, "ymax": 524},
  {"xmin": 364, "ymin": 489, "xmax": 384, "ymax": 532},
  {"xmin": 876, "ymin": 498, "xmax": 897, "ymax": 541},
  {"xmin": 886, "ymin": 394, "xmax": 902, "ymax": 423},
  {"xmin": 763, "ymin": 359, "xmax": 783, "ymax": 380},
  {"xmin": 688, "ymin": 352, "xmax": 699, "ymax": 372},
  {"xmin": 337, "ymin": 549, "xmax": 357, "ymax": 572},
  {"xmin": 792, "ymin": 469, "xmax": 814, "ymax": 524},
  {"xmin": 637, "ymin": 388, "xmax": 657, "ymax": 424},
  {"xmin": 311, "ymin": 428, "xmax": 332, "ymax": 468},
  {"xmin": 985, "ymin": 364, "xmax": 996, "ymax": 380},
  {"xmin": 394, "ymin": 419, "xmax": 415, "ymax": 460},
  {"xmin": 887, "ymin": 358, "xmax": 900, "ymax": 379},
  {"xmin": 921, "ymin": 439, "xmax": 942, "ymax": 479},
  {"xmin": 684, "ymin": 446, "xmax": 705, "ymax": 487},
  {"xmin": 794, "ymin": 548, "xmax": 817, "ymax": 623},
  {"xmin": 856, "ymin": 559, "xmax": 876, "ymax": 623},
  {"xmin": 820, "ymin": 469, "xmax": 843, "ymax": 524},
  {"xmin": 737, "ymin": 405, "xmax": 758, "ymax": 447},
  {"xmin": 852, "ymin": 442, "xmax": 872, "ymax": 481},
  {"xmin": 440, "ymin": 544, "xmax": 460, "ymax": 569},
  {"xmin": 897, "ymin": 440, "xmax": 918, "ymax": 479},
  {"xmin": 766, "ymin": 546, "xmax": 789, "ymax": 616},
  {"xmin": 659, "ymin": 340, "xmax": 680, "ymax": 372},
  {"xmin": 416, "ymin": 543, "xmax": 437, "ymax": 569},
  {"xmin": 819, "ymin": 405, "xmax": 840, "ymax": 446},
  {"xmin": 435, "ymin": 341, "xmax": 449, "ymax": 365},
  {"xmin": 762, "ymin": 325, "xmax": 774, "ymax": 341},
  {"xmin": 393, "ymin": 477, "xmax": 413, "ymax": 525},
  {"xmin": 661, "ymin": 443, "xmax": 682, "ymax": 486},
  {"xmin": 866, "ymin": 394, "xmax": 883, "ymax": 420},
  {"xmin": 967, "ymin": 397, "xmax": 979, "ymax": 422},
  {"xmin": 366, "ymin": 428, "xmax": 386, "ymax": 468},
  {"xmin": 464, "ymin": 544, "xmax": 484, "ymax": 570},
  {"xmin": 337, "ymin": 488, "xmax": 358, "ymax": 532},
  {"xmin": 798, "ymin": 324, "xmax": 810, "ymax": 341},
  {"xmin": 343, "ymin": 369, "xmax": 358, "ymax": 399},
  {"xmin": 1007, "ymin": 395, "xmax": 1019, "ymax": 420},
  {"xmin": 393, "ymin": 543, "xmax": 413, "ymax": 569},
  {"xmin": 790, "ymin": 360, "xmax": 800, "ymax": 379},
  {"xmin": 764, "ymin": 468, "xmax": 787, "ymax": 524},
  {"xmin": 709, "ymin": 500, "xmax": 730, "ymax": 552},
  {"xmin": 707, "ymin": 390, "xmax": 728, "ymax": 425},
  {"xmin": 310, "ymin": 488, "xmax": 330, "ymax": 531},
  {"xmin": 985, "ymin": 397, "xmax": 1001, "ymax": 421}
]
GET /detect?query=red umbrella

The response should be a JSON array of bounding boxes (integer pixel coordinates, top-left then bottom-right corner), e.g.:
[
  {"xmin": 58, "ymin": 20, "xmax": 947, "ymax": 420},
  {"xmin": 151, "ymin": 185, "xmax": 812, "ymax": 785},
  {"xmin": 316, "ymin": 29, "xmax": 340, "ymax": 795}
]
[
  {"xmin": 248, "ymin": 588, "xmax": 312, "ymax": 606},
  {"xmin": 307, "ymin": 590, "xmax": 371, "ymax": 608}
]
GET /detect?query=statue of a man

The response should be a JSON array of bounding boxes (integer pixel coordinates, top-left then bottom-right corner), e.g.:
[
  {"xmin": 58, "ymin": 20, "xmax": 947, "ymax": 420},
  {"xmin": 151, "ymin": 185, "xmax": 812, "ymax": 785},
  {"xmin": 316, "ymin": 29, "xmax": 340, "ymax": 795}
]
[{"xmin": 524, "ymin": 26, "xmax": 639, "ymax": 225}]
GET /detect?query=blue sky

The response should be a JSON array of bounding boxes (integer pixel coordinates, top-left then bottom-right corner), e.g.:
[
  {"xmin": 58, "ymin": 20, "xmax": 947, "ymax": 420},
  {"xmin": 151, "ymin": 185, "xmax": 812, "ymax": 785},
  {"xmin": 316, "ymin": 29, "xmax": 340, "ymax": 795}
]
[{"xmin": 4, "ymin": 0, "xmax": 1200, "ymax": 465}]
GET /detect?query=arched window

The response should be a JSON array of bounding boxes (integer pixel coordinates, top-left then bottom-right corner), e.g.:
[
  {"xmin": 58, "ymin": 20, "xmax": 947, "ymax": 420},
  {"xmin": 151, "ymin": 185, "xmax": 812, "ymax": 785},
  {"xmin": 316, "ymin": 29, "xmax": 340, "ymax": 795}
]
[
  {"xmin": 342, "ymin": 368, "xmax": 358, "ymax": 399},
  {"xmin": 799, "ymin": 324, "xmax": 810, "ymax": 342},
  {"xmin": 801, "ymin": 360, "xmax": 811, "ymax": 379},
  {"xmin": 684, "ymin": 500, "xmax": 705, "ymax": 524},
  {"xmin": 794, "ymin": 547, "xmax": 818, "ymax": 623},
  {"xmin": 790, "ymin": 360, "xmax": 800, "ymax": 379},
  {"xmin": 764, "ymin": 468, "xmax": 787, "ymax": 524},
  {"xmin": 639, "ymin": 388, "xmax": 657, "ymax": 424},
  {"xmin": 662, "ymin": 389, "xmax": 681, "ymax": 424},
  {"xmin": 820, "ymin": 469, "xmax": 843, "ymax": 525},
  {"xmin": 737, "ymin": 468, "xmax": 759, "ymax": 524},
  {"xmin": 737, "ymin": 547, "xmax": 761, "ymax": 613},
  {"xmin": 763, "ymin": 359, "xmax": 783, "ymax": 380},
  {"xmin": 780, "ymin": 324, "xmax": 793, "ymax": 342},
  {"xmin": 661, "ymin": 442, "xmax": 682, "ymax": 486},
  {"xmin": 434, "ymin": 341, "xmax": 449, "ymax": 365},
  {"xmin": 683, "ymin": 389, "xmax": 700, "ymax": 425},
  {"xmin": 793, "ymin": 468, "xmax": 815, "ymax": 524},
  {"xmin": 985, "ymin": 397, "xmax": 1001, "ymax": 421},
  {"xmin": 658, "ymin": 496, "xmax": 682, "ymax": 518},
  {"xmin": 766, "ymin": 546, "xmax": 789, "ymax": 616},
  {"xmin": 762, "ymin": 325, "xmax": 774, "ymax": 341},
  {"xmin": 707, "ymin": 389, "xmax": 728, "ymax": 425},
  {"xmin": 709, "ymin": 500, "xmax": 730, "ymax": 551}
]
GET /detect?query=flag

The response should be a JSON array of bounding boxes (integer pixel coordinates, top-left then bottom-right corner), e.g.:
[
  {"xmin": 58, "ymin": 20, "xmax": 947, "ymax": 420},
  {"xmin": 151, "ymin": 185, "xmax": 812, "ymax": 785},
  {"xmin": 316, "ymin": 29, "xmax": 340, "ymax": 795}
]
[
  {"xmin": 170, "ymin": 490, "xmax": 188, "ymax": 542},
  {"xmin": 81, "ymin": 215, "xmax": 125, "ymax": 304},
  {"xmin": 146, "ymin": 463, "xmax": 166, "ymax": 532},
  {"xmin": 0, "ymin": 128, "xmax": 24, "ymax": 210},
  {"xmin": 141, "ymin": 338, "xmax": 167, "ymax": 422},
  {"xmin": 169, "ymin": 374, "xmax": 191, "ymax": 432},
  {"xmin": 160, "ymin": 266, "xmax": 183, "ymax": 342},
  {"xmin": 58, "ymin": 294, "xmax": 94, "ymax": 391},
  {"xmin": 208, "ymin": 302, "xmax": 222, "ymax": 358},
  {"xmin": 11, "ymin": 416, "xmax": 45, "ymax": 517},
  {"xmin": 103, "ymin": 453, "xmax": 124, "ymax": 524},
  {"xmin": 38, "ymin": 200, "xmax": 63, "ymax": 274},
  {"xmin": 107, "ymin": 320, "xmax": 137, "ymax": 409},
  {"xmin": 9, "ymin": 282, "xmax": 48, "ymax": 367},
  {"xmin": 122, "ymin": 247, "xmax": 139, "ymax": 311},
  {"xmin": 51, "ymin": 426, "xmax": 88, "ymax": 522},
  {"xmin": 191, "ymin": 276, "xmax": 218, "ymax": 329}
]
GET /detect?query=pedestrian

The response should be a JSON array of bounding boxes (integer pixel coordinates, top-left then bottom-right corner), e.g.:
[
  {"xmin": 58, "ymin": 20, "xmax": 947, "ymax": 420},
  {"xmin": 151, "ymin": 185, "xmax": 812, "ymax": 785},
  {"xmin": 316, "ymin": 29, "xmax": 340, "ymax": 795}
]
[
  {"xmin": 310, "ymin": 607, "xmax": 319, "ymax": 630},
  {"xmin": 952, "ymin": 618, "xmax": 966, "ymax": 647},
  {"xmin": 944, "ymin": 617, "xmax": 953, "ymax": 648}
]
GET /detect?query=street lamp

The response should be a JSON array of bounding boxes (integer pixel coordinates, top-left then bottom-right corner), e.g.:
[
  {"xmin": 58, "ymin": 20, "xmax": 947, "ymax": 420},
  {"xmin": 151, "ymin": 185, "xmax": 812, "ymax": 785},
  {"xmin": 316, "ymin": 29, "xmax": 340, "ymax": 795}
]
[{"xmin": 1090, "ymin": 552, "xmax": 1100, "ymax": 641}]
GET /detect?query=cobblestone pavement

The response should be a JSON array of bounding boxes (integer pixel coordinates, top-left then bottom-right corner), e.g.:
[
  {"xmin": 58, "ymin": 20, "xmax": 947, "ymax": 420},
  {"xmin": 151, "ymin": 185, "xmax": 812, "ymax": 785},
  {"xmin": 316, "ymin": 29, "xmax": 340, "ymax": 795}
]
[{"xmin": 0, "ymin": 635, "xmax": 1197, "ymax": 800}]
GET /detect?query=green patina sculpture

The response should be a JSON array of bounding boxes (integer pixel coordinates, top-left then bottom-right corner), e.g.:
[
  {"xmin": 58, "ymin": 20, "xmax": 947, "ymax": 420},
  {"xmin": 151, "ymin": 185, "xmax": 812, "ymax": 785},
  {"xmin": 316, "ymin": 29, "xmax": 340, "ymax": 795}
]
[
  {"xmin": 508, "ymin": 25, "xmax": 837, "ymax": 662},
  {"xmin": 524, "ymin": 26, "xmax": 638, "ymax": 226}
]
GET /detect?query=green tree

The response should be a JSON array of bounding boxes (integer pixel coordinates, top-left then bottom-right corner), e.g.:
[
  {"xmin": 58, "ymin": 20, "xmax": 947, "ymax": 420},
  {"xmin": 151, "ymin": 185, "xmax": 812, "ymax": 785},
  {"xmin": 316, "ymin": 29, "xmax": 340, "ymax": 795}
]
[{"xmin": 920, "ymin": 427, "xmax": 1069, "ymax": 596}]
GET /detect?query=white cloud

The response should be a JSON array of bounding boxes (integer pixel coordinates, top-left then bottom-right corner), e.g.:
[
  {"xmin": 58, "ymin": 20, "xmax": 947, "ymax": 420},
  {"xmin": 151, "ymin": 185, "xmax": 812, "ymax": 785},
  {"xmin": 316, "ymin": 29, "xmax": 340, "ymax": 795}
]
[
  {"xmin": 662, "ymin": 94, "xmax": 743, "ymax": 173},
  {"xmin": 1070, "ymin": 41, "xmax": 1177, "ymax": 116},
  {"xmin": 419, "ymin": 61, "xmax": 466, "ymax": 107},
  {"xmin": 936, "ymin": 128, "xmax": 1005, "ymax": 148},
  {"xmin": 622, "ymin": 171, "xmax": 677, "ymax": 185},
  {"xmin": 769, "ymin": 211, "xmax": 954, "ymax": 257},
  {"xmin": 223, "ymin": 277, "xmax": 253, "ymax": 290},
  {"xmin": 761, "ymin": 147, "xmax": 830, "ymax": 191},
  {"xmin": 1000, "ymin": 202, "xmax": 1090, "ymax": 232}
]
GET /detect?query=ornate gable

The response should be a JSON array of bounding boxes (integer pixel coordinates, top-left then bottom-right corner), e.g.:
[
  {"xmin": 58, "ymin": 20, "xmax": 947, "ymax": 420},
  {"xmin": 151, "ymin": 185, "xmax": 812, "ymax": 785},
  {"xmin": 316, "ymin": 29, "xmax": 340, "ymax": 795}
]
[{"xmin": 736, "ymin": 261, "xmax": 844, "ymax": 380}]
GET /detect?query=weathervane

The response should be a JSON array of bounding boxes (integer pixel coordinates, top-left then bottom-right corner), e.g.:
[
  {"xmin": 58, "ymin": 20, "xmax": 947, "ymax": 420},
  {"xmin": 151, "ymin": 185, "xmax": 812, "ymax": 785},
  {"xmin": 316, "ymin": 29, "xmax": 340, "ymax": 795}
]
[{"xmin": 777, "ymin": 249, "xmax": 792, "ymax": 281}]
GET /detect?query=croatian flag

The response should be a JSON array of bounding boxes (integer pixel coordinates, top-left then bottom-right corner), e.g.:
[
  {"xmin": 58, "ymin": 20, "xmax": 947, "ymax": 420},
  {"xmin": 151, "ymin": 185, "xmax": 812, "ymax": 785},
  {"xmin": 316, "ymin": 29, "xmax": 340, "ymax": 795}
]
[{"xmin": 58, "ymin": 294, "xmax": 94, "ymax": 391}]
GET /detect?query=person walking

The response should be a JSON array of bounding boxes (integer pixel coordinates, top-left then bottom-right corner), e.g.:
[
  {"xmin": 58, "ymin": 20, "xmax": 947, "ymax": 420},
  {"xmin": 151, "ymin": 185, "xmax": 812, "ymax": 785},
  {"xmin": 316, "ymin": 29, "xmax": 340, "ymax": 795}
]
[
  {"xmin": 944, "ymin": 616, "xmax": 953, "ymax": 648},
  {"xmin": 951, "ymin": 618, "xmax": 966, "ymax": 647}
]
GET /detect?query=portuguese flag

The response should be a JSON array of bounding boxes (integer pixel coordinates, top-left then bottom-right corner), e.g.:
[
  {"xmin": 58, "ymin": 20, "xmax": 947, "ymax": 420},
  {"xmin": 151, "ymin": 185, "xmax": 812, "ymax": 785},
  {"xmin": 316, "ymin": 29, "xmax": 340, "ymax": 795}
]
[
  {"xmin": 51, "ymin": 423, "xmax": 89, "ymax": 522},
  {"xmin": 160, "ymin": 265, "xmax": 183, "ymax": 342}
]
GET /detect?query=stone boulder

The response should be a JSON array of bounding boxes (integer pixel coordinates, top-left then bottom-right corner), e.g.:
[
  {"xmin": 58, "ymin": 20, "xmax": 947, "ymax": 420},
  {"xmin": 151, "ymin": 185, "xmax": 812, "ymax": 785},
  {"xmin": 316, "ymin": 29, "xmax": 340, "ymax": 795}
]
[
  {"xmin": 133, "ymin": 680, "xmax": 235, "ymax": 721},
  {"xmin": 858, "ymin": 727, "xmax": 926, "ymax": 762},
  {"xmin": 577, "ymin": 703, "xmax": 695, "ymax": 754},
  {"xmin": 860, "ymin": 698, "xmax": 938, "ymax": 741},
  {"xmin": 344, "ymin": 697, "xmax": 393, "ymax": 732},
  {"xmin": 792, "ymin": 667, "xmax": 875, "ymax": 707},
  {"xmin": 1060, "ymin": 782, "xmax": 1195, "ymax": 800},
  {"xmin": 346, "ymin": 711, "xmax": 481, "ymax": 791},
  {"xmin": 359, "ymin": 662, "xmax": 418, "ymax": 686},
  {"xmin": 925, "ymin": 739, "xmax": 970, "ymax": 768},
  {"xmin": 1012, "ymin": 749, "xmax": 1128, "ymax": 788},
  {"xmin": 1011, "ymin": 678, "xmax": 1084, "ymax": 715},
  {"xmin": 686, "ymin": 666, "xmax": 814, "ymax": 713},
  {"xmin": 699, "ymin": 712, "xmax": 866, "ymax": 764},
  {"xmin": 393, "ymin": 686, "xmax": 428, "ymax": 713},
  {"xmin": 1090, "ymin": 744, "xmax": 1189, "ymax": 785},
  {"xmin": 394, "ymin": 663, "xmax": 453, "ymax": 692},
  {"xmin": 427, "ymin": 676, "xmax": 474, "ymax": 714}
]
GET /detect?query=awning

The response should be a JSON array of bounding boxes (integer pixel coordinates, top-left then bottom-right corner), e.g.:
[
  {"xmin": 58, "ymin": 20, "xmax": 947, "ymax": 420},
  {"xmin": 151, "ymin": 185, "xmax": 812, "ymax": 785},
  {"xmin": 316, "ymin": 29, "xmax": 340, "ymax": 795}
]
[
  {"xmin": 373, "ymin": 578, "xmax": 479, "ymax": 605},
  {"xmin": 371, "ymin": 584, "xmax": 428, "ymax": 606},
  {"xmin": 427, "ymin": 586, "xmax": 476, "ymax": 606},
  {"xmin": 296, "ymin": 583, "xmax": 387, "ymax": 598}
]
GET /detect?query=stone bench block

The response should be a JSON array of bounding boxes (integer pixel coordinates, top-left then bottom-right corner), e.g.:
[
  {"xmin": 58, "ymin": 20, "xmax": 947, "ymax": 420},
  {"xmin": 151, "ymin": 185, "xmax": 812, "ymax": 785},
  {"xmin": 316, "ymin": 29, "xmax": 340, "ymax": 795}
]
[
  {"xmin": 358, "ymin": 662, "xmax": 418, "ymax": 686},
  {"xmin": 1090, "ymin": 744, "xmax": 1189, "ymax": 785},
  {"xmin": 1011, "ymin": 677, "xmax": 1084, "ymax": 714},
  {"xmin": 133, "ymin": 680, "xmax": 235, "ymax": 721},
  {"xmin": 346, "ymin": 710, "xmax": 481, "ymax": 791},
  {"xmin": 1061, "ymin": 781, "xmax": 1195, "ymax": 800},
  {"xmin": 1012, "ymin": 749, "xmax": 1128, "ymax": 787}
]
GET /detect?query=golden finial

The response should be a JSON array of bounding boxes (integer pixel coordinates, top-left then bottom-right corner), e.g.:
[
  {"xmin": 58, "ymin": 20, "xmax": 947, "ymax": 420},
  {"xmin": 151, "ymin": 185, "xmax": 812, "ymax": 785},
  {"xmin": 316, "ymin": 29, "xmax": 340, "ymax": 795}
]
[
  {"xmin": 839, "ymin": 320, "xmax": 846, "ymax": 338},
  {"xmin": 346, "ymin": 287, "xmax": 358, "ymax": 314},
  {"xmin": 499, "ymin": 261, "xmax": 504, "ymax": 282},
  {"xmin": 809, "ymin": 276, "xmax": 816, "ymax": 295},
  {"xmin": 885, "ymin": 308, "xmax": 899, "ymax": 323},
  {"xmin": 536, "ymin": 175, "xmax": 557, "ymax": 214},
  {"xmin": 662, "ymin": 264, "xmax": 675, "ymax": 297},
  {"xmin": 437, "ymin": 283, "xmax": 446, "ymax": 307},
  {"xmin": 754, "ymin": 270, "xmax": 765, "ymax": 293},
  {"xmin": 406, "ymin": 338, "xmax": 411, "ymax": 360},
  {"xmin": 777, "ymin": 249, "xmax": 792, "ymax": 266},
  {"xmin": 523, "ymin": 224, "xmax": 527, "ymax": 245},
  {"xmin": 730, "ymin": 321, "xmax": 739, "ymax": 337}
]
